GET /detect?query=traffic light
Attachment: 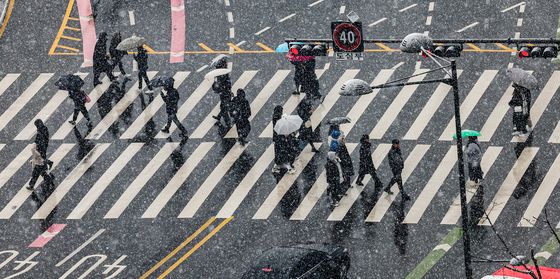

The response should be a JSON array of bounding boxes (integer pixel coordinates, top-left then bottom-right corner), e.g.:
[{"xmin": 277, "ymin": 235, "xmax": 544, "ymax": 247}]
[
  {"xmin": 518, "ymin": 45, "xmax": 558, "ymax": 59},
  {"xmin": 433, "ymin": 44, "xmax": 463, "ymax": 57},
  {"xmin": 289, "ymin": 43, "xmax": 328, "ymax": 56}
]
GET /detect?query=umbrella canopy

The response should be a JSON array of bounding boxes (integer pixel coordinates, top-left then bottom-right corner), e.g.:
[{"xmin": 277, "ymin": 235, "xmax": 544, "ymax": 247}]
[
  {"xmin": 116, "ymin": 35, "xmax": 146, "ymax": 51},
  {"xmin": 150, "ymin": 76, "xmax": 174, "ymax": 88},
  {"xmin": 326, "ymin": 116, "xmax": 351, "ymax": 125},
  {"xmin": 55, "ymin": 74, "xmax": 84, "ymax": 90},
  {"xmin": 204, "ymin": 68, "xmax": 231, "ymax": 80},
  {"xmin": 210, "ymin": 54, "xmax": 229, "ymax": 68},
  {"xmin": 275, "ymin": 42, "xmax": 305, "ymax": 53},
  {"xmin": 274, "ymin": 115, "xmax": 303, "ymax": 135},
  {"xmin": 452, "ymin": 129, "xmax": 481, "ymax": 140},
  {"xmin": 506, "ymin": 68, "xmax": 538, "ymax": 89},
  {"xmin": 286, "ymin": 52, "xmax": 315, "ymax": 62}
]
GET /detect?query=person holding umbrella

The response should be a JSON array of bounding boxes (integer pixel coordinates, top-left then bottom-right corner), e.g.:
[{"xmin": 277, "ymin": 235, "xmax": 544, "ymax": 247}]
[
  {"xmin": 384, "ymin": 139, "xmax": 410, "ymax": 200},
  {"xmin": 231, "ymin": 88, "xmax": 251, "ymax": 145},
  {"xmin": 272, "ymin": 105, "xmax": 284, "ymax": 173},
  {"xmin": 160, "ymin": 78, "xmax": 188, "ymax": 139},
  {"xmin": 356, "ymin": 134, "xmax": 383, "ymax": 188},
  {"xmin": 93, "ymin": 32, "xmax": 115, "ymax": 87},
  {"xmin": 68, "ymin": 88, "xmax": 93, "ymax": 129},
  {"xmin": 212, "ymin": 60, "xmax": 233, "ymax": 126},
  {"xmin": 296, "ymin": 98, "xmax": 319, "ymax": 152},
  {"xmin": 27, "ymin": 143, "xmax": 54, "ymax": 191},
  {"xmin": 33, "ymin": 119, "xmax": 53, "ymax": 170},
  {"xmin": 273, "ymin": 114, "xmax": 302, "ymax": 174},
  {"xmin": 509, "ymin": 83, "xmax": 530, "ymax": 136},
  {"xmin": 134, "ymin": 46, "xmax": 153, "ymax": 92},
  {"xmin": 465, "ymin": 136, "xmax": 484, "ymax": 184},
  {"xmin": 109, "ymin": 32, "xmax": 127, "ymax": 76}
]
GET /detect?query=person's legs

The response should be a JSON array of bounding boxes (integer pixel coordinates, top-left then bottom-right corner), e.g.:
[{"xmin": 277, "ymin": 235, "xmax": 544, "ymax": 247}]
[
  {"xmin": 138, "ymin": 71, "xmax": 144, "ymax": 89},
  {"xmin": 162, "ymin": 114, "xmax": 172, "ymax": 132},
  {"xmin": 79, "ymin": 105, "xmax": 91, "ymax": 122},
  {"xmin": 93, "ymin": 68, "xmax": 102, "ymax": 86},
  {"xmin": 117, "ymin": 60, "xmax": 126, "ymax": 75},
  {"xmin": 141, "ymin": 71, "xmax": 153, "ymax": 90},
  {"xmin": 371, "ymin": 170, "xmax": 383, "ymax": 189},
  {"xmin": 395, "ymin": 174, "xmax": 409, "ymax": 199},
  {"xmin": 70, "ymin": 108, "xmax": 80, "ymax": 124},
  {"xmin": 356, "ymin": 171, "xmax": 365, "ymax": 185},
  {"xmin": 385, "ymin": 175, "xmax": 397, "ymax": 193},
  {"xmin": 27, "ymin": 165, "xmax": 46, "ymax": 190},
  {"xmin": 172, "ymin": 115, "xmax": 188, "ymax": 137}
]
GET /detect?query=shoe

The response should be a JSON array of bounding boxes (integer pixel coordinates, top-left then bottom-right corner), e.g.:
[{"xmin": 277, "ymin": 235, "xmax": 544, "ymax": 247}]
[
  {"xmin": 86, "ymin": 121, "xmax": 93, "ymax": 128},
  {"xmin": 212, "ymin": 115, "xmax": 220, "ymax": 120},
  {"xmin": 161, "ymin": 127, "xmax": 170, "ymax": 133},
  {"xmin": 333, "ymin": 201, "xmax": 340, "ymax": 207},
  {"xmin": 356, "ymin": 181, "xmax": 364, "ymax": 186},
  {"xmin": 272, "ymin": 165, "xmax": 280, "ymax": 173},
  {"xmin": 292, "ymin": 91, "xmax": 300, "ymax": 95},
  {"xmin": 47, "ymin": 160, "xmax": 53, "ymax": 170},
  {"xmin": 26, "ymin": 185, "xmax": 34, "ymax": 190},
  {"xmin": 384, "ymin": 189, "xmax": 394, "ymax": 195},
  {"xmin": 287, "ymin": 168, "xmax": 296, "ymax": 174},
  {"xmin": 181, "ymin": 133, "xmax": 189, "ymax": 140},
  {"xmin": 526, "ymin": 125, "xmax": 533, "ymax": 132},
  {"xmin": 512, "ymin": 131, "xmax": 521, "ymax": 136}
]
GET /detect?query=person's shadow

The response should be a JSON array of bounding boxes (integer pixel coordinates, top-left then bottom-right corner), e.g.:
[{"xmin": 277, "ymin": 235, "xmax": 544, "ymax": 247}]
[
  {"xmin": 513, "ymin": 134, "xmax": 537, "ymax": 199},
  {"xmin": 393, "ymin": 199, "xmax": 408, "ymax": 255},
  {"xmin": 73, "ymin": 126, "xmax": 96, "ymax": 161},
  {"xmin": 31, "ymin": 181, "xmax": 57, "ymax": 232}
]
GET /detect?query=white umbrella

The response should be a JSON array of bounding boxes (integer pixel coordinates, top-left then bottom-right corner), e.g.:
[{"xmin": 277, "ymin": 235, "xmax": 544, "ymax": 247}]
[
  {"xmin": 274, "ymin": 115, "xmax": 303, "ymax": 135},
  {"xmin": 116, "ymin": 35, "xmax": 146, "ymax": 51},
  {"xmin": 210, "ymin": 54, "xmax": 229, "ymax": 68},
  {"xmin": 204, "ymin": 68, "xmax": 231, "ymax": 80},
  {"xmin": 506, "ymin": 68, "xmax": 538, "ymax": 89}
]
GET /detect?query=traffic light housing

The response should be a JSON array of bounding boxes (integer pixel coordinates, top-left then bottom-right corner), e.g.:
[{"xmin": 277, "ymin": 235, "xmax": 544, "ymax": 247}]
[
  {"xmin": 289, "ymin": 43, "xmax": 328, "ymax": 56},
  {"xmin": 433, "ymin": 44, "xmax": 463, "ymax": 57},
  {"xmin": 518, "ymin": 45, "xmax": 558, "ymax": 59}
]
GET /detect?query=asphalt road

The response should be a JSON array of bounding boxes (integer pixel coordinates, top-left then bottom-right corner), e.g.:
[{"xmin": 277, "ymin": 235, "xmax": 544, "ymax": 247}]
[{"xmin": 1, "ymin": 0, "xmax": 560, "ymax": 278}]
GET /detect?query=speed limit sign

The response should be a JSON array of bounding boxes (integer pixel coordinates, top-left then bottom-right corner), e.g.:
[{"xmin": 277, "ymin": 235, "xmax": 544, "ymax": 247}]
[{"xmin": 331, "ymin": 21, "xmax": 364, "ymax": 52}]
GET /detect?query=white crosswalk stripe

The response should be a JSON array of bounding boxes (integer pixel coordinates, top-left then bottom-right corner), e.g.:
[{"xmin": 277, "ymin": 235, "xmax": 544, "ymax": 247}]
[
  {"xmin": 0, "ymin": 74, "xmax": 19, "ymax": 98},
  {"xmin": 0, "ymin": 144, "xmax": 32, "ymax": 191}
]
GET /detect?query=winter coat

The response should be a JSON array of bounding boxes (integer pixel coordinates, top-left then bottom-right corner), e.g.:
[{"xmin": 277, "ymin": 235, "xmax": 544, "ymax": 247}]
[
  {"xmin": 297, "ymin": 99, "xmax": 313, "ymax": 141},
  {"xmin": 30, "ymin": 144, "xmax": 44, "ymax": 166},
  {"xmin": 275, "ymin": 134, "xmax": 291, "ymax": 165},
  {"xmin": 325, "ymin": 151, "xmax": 344, "ymax": 185},
  {"xmin": 34, "ymin": 124, "xmax": 49, "ymax": 159},
  {"xmin": 134, "ymin": 49, "xmax": 149, "ymax": 71},
  {"xmin": 231, "ymin": 92, "xmax": 252, "ymax": 138},
  {"xmin": 359, "ymin": 141, "xmax": 375, "ymax": 173},
  {"xmin": 291, "ymin": 61, "xmax": 305, "ymax": 85},
  {"xmin": 338, "ymin": 142, "xmax": 354, "ymax": 179},
  {"xmin": 213, "ymin": 75, "xmax": 232, "ymax": 98},
  {"xmin": 509, "ymin": 86, "xmax": 530, "ymax": 116},
  {"xmin": 388, "ymin": 147, "xmax": 404, "ymax": 175},
  {"xmin": 465, "ymin": 140, "xmax": 482, "ymax": 167},
  {"xmin": 161, "ymin": 87, "xmax": 179, "ymax": 114},
  {"xmin": 109, "ymin": 33, "xmax": 126, "ymax": 61},
  {"xmin": 93, "ymin": 32, "xmax": 109, "ymax": 71},
  {"xmin": 69, "ymin": 89, "xmax": 86, "ymax": 106},
  {"xmin": 272, "ymin": 106, "xmax": 283, "ymax": 143}
]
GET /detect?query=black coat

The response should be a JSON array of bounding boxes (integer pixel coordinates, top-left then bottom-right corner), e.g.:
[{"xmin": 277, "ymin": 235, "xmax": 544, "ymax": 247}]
[
  {"xmin": 325, "ymin": 159, "xmax": 341, "ymax": 186},
  {"xmin": 388, "ymin": 147, "xmax": 404, "ymax": 175},
  {"xmin": 231, "ymin": 95, "xmax": 252, "ymax": 138},
  {"xmin": 134, "ymin": 50, "xmax": 149, "ymax": 71},
  {"xmin": 213, "ymin": 75, "xmax": 232, "ymax": 102},
  {"xmin": 109, "ymin": 35, "xmax": 126, "ymax": 61},
  {"xmin": 161, "ymin": 88, "xmax": 179, "ymax": 114},
  {"xmin": 338, "ymin": 143, "xmax": 354, "ymax": 179},
  {"xmin": 297, "ymin": 99, "xmax": 314, "ymax": 141},
  {"xmin": 35, "ymin": 126, "xmax": 49, "ymax": 159},
  {"xmin": 359, "ymin": 141, "xmax": 376, "ymax": 173},
  {"xmin": 93, "ymin": 37, "xmax": 108, "ymax": 71},
  {"xmin": 69, "ymin": 89, "xmax": 86, "ymax": 107}
]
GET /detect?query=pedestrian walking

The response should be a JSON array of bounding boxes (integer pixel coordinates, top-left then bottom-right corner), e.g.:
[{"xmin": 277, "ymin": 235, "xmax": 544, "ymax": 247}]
[
  {"xmin": 337, "ymin": 135, "xmax": 354, "ymax": 182},
  {"xmin": 356, "ymin": 134, "xmax": 383, "ymax": 188},
  {"xmin": 509, "ymin": 83, "xmax": 531, "ymax": 136},
  {"xmin": 465, "ymin": 136, "xmax": 484, "ymax": 184},
  {"xmin": 27, "ymin": 143, "xmax": 54, "ymax": 190},
  {"xmin": 34, "ymin": 119, "xmax": 53, "ymax": 170},
  {"xmin": 93, "ymin": 32, "xmax": 115, "ymax": 87},
  {"xmin": 160, "ymin": 82, "xmax": 188, "ymax": 139},
  {"xmin": 68, "ymin": 88, "xmax": 92, "ymax": 129},
  {"xmin": 272, "ymin": 105, "xmax": 284, "ymax": 173},
  {"xmin": 109, "ymin": 32, "xmax": 127, "ymax": 76},
  {"xmin": 134, "ymin": 46, "xmax": 153, "ymax": 92},
  {"xmin": 325, "ymin": 149, "xmax": 345, "ymax": 206},
  {"xmin": 301, "ymin": 59, "xmax": 321, "ymax": 99},
  {"xmin": 231, "ymin": 88, "xmax": 251, "ymax": 145},
  {"xmin": 291, "ymin": 60, "xmax": 305, "ymax": 95},
  {"xmin": 384, "ymin": 139, "xmax": 410, "ymax": 200},
  {"xmin": 296, "ymin": 98, "xmax": 319, "ymax": 152},
  {"xmin": 212, "ymin": 62, "xmax": 233, "ymax": 126}
]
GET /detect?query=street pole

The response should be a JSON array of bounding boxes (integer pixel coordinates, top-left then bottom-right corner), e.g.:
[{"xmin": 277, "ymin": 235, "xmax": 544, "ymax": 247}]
[{"xmin": 451, "ymin": 59, "xmax": 473, "ymax": 279}]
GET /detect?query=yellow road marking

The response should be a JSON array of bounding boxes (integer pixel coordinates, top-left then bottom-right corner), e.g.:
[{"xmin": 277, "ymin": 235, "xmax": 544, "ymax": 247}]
[
  {"xmin": 256, "ymin": 42, "xmax": 274, "ymax": 52},
  {"xmin": 227, "ymin": 42, "xmax": 244, "ymax": 52},
  {"xmin": 198, "ymin": 43, "xmax": 216, "ymax": 52},
  {"xmin": 64, "ymin": 26, "xmax": 80, "ymax": 31},
  {"xmin": 49, "ymin": 0, "xmax": 76, "ymax": 55},
  {"xmin": 67, "ymin": 17, "xmax": 79, "ymax": 21},
  {"xmin": 57, "ymin": 44, "xmax": 80, "ymax": 52},
  {"xmin": 61, "ymin": 35, "xmax": 81, "ymax": 41},
  {"xmin": 0, "ymin": 0, "xmax": 14, "ymax": 38},
  {"xmin": 466, "ymin": 43, "xmax": 482, "ymax": 51},
  {"xmin": 139, "ymin": 217, "xmax": 216, "ymax": 279},
  {"xmin": 143, "ymin": 44, "xmax": 156, "ymax": 53},
  {"xmin": 375, "ymin": 43, "xmax": 394, "ymax": 51},
  {"xmin": 158, "ymin": 217, "xmax": 234, "ymax": 278},
  {"xmin": 496, "ymin": 43, "xmax": 515, "ymax": 51}
]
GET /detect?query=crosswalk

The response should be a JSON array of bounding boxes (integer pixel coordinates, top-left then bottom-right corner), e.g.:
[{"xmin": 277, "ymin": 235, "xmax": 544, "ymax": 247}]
[{"xmin": 0, "ymin": 66, "xmax": 559, "ymax": 226}]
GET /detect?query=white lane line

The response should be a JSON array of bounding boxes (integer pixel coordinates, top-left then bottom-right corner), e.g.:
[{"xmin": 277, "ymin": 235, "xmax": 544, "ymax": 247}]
[
  {"xmin": 369, "ymin": 70, "xmax": 427, "ymax": 139},
  {"xmin": 479, "ymin": 147, "xmax": 538, "ymax": 226},
  {"xmin": 339, "ymin": 5, "xmax": 346, "ymax": 14},
  {"xmin": 255, "ymin": 26, "xmax": 271, "ymax": 36},
  {"xmin": 0, "ymin": 144, "xmax": 75, "ymax": 219},
  {"xmin": 52, "ymin": 76, "xmax": 111, "ymax": 140},
  {"xmin": 520, "ymin": 152, "xmax": 560, "ymax": 227},
  {"xmin": 67, "ymin": 143, "xmax": 144, "ymax": 219},
  {"xmin": 428, "ymin": 2, "xmax": 435, "ymax": 11},
  {"xmin": 229, "ymin": 27, "xmax": 235, "ymax": 39},
  {"xmin": 86, "ymin": 72, "xmax": 157, "ymax": 140},
  {"xmin": 415, "ymin": 61, "xmax": 422, "ymax": 70},
  {"xmin": 224, "ymin": 0, "xmax": 230, "ymax": 6},
  {"xmin": 391, "ymin": 62, "xmax": 404, "ymax": 69},
  {"xmin": 522, "ymin": 71, "xmax": 560, "ymax": 143},
  {"xmin": 253, "ymin": 145, "xmax": 321, "ymax": 220},
  {"xmin": 0, "ymin": 73, "xmax": 53, "ymax": 133},
  {"xmin": 439, "ymin": 70, "xmax": 498, "ymax": 141},
  {"xmin": 517, "ymin": 18, "xmax": 523, "ymax": 27},
  {"xmin": 56, "ymin": 229, "xmax": 106, "ymax": 267},
  {"xmin": 426, "ymin": 16, "xmax": 432, "ymax": 26},
  {"xmin": 143, "ymin": 142, "xmax": 214, "ymax": 218},
  {"xmin": 365, "ymin": 144, "xmax": 431, "ymax": 222},
  {"xmin": 178, "ymin": 143, "xmax": 248, "ymax": 218},
  {"xmin": 0, "ymin": 144, "xmax": 4, "ymax": 153},
  {"xmin": 128, "ymin": 11, "xmax": 135, "ymax": 25},
  {"xmin": 310, "ymin": 70, "xmax": 360, "ymax": 129},
  {"xmin": 308, "ymin": 0, "xmax": 324, "ymax": 7},
  {"xmin": 508, "ymin": 62, "xmax": 514, "ymax": 68},
  {"xmin": 32, "ymin": 144, "xmax": 111, "ymax": 219},
  {"xmin": 290, "ymin": 144, "xmax": 358, "ymax": 221},
  {"xmin": 191, "ymin": 70, "xmax": 258, "ymax": 139},
  {"xmin": 196, "ymin": 65, "xmax": 208, "ymax": 72},
  {"xmin": 441, "ymin": 146, "xmax": 502, "ymax": 225},
  {"xmin": 456, "ymin": 22, "xmax": 479, "ymax": 33},
  {"xmin": 399, "ymin": 3, "xmax": 417, "ymax": 12},
  {"xmin": 15, "ymin": 73, "xmax": 89, "ymax": 141},
  {"xmin": 368, "ymin": 18, "xmax": 387, "ymax": 27},
  {"xmin": 225, "ymin": 70, "xmax": 290, "ymax": 138},
  {"xmin": 519, "ymin": 3, "xmax": 526, "ymax": 13},
  {"xmin": 327, "ymin": 144, "xmax": 392, "ymax": 221},
  {"xmin": 403, "ymin": 146, "xmax": 457, "ymax": 224},
  {"xmin": 104, "ymin": 143, "xmax": 180, "ymax": 219},
  {"xmin": 341, "ymin": 69, "xmax": 395, "ymax": 136},
  {"xmin": 0, "ymin": 144, "xmax": 32, "ymax": 191},
  {"xmin": 216, "ymin": 145, "xmax": 275, "ymax": 218},
  {"xmin": 404, "ymin": 71, "xmax": 463, "ymax": 140},
  {"xmin": 323, "ymin": 63, "xmax": 330, "ymax": 70},
  {"xmin": 154, "ymin": 79, "xmax": 213, "ymax": 138},
  {"xmin": 279, "ymin": 13, "xmax": 296, "ymax": 23},
  {"xmin": 501, "ymin": 2, "xmax": 526, "ymax": 13},
  {"xmin": 227, "ymin": 12, "xmax": 233, "ymax": 23},
  {"xmin": 236, "ymin": 40, "xmax": 246, "ymax": 46},
  {"xmin": 514, "ymin": 32, "xmax": 521, "ymax": 39},
  {"xmin": 120, "ymin": 72, "xmax": 190, "ymax": 139},
  {"xmin": 423, "ymin": 31, "xmax": 429, "ymax": 36},
  {"xmin": 0, "ymin": 74, "xmax": 19, "ymax": 98}
]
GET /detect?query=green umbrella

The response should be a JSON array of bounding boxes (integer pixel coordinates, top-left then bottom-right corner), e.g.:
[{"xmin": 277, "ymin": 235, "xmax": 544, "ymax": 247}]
[{"xmin": 452, "ymin": 129, "xmax": 481, "ymax": 140}]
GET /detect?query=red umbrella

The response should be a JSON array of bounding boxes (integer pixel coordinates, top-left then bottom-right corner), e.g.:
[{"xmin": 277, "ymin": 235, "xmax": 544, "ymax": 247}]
[{"xmin": 286, "ymin": 52, "xmax": 315, "ymax": 62}]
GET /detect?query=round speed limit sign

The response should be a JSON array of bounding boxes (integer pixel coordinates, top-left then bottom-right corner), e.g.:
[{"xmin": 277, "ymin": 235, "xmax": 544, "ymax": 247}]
[{"xmin": 332, "ymin": 22, "xmax": 363, "ymax": 52}]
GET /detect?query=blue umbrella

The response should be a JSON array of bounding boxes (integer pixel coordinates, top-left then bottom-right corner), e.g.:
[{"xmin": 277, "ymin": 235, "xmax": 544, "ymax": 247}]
[{"xmin": 275, "ymin": 42, "xmax": 305, "ymax": 53}]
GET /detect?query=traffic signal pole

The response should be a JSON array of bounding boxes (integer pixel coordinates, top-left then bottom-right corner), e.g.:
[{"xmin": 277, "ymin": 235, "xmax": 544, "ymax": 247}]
[{"xmin": 286, "ymin": 37, "xmax": 560, "ymax": 45}]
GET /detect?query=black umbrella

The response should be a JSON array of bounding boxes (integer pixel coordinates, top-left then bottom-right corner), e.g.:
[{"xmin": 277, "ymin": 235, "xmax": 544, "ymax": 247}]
[
  {"xmin": 55, "ymin": 74, "xmax": 84, "ymax": 90},
  {"xmin": 326, "ymin": 116, "xmax": 351, "ymax": 125},
  {"xmin": 150, "ymin": 76, "xmax": 174, "ymax": 88}
]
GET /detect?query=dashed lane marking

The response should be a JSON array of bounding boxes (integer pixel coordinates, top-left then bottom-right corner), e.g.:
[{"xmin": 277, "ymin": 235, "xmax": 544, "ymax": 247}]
[
  {"xmin": 501, "ymin": 1, "xmax": 526, "ymax": 13},
  {"xmin": 279, "ymin": 13, "xmax": 296, "ymax": 22},
  {"xmin": 308, "ymin": 0, "xmax": 324, "ymax": 7},
  {"xmin": 399, "ymin": 3, "xmax": 417, "ymax": 12},
  {"xmin": 128, "ymin": 10, "xmax": 135, "ymax": 25},
  {"xmin": 368, "ymin": 17, "xmax": 387, "ymax": 27},
  {"xmin": 255, "ymin": 26, "xmax": 271, "ymax": 36},
  {"xmin": 339, "ymin": 5, "xmax": 346, "ymax": 14},
  {"xmin": 456, "ymin": 22, "xmax": 479, "ymax": 32}
]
